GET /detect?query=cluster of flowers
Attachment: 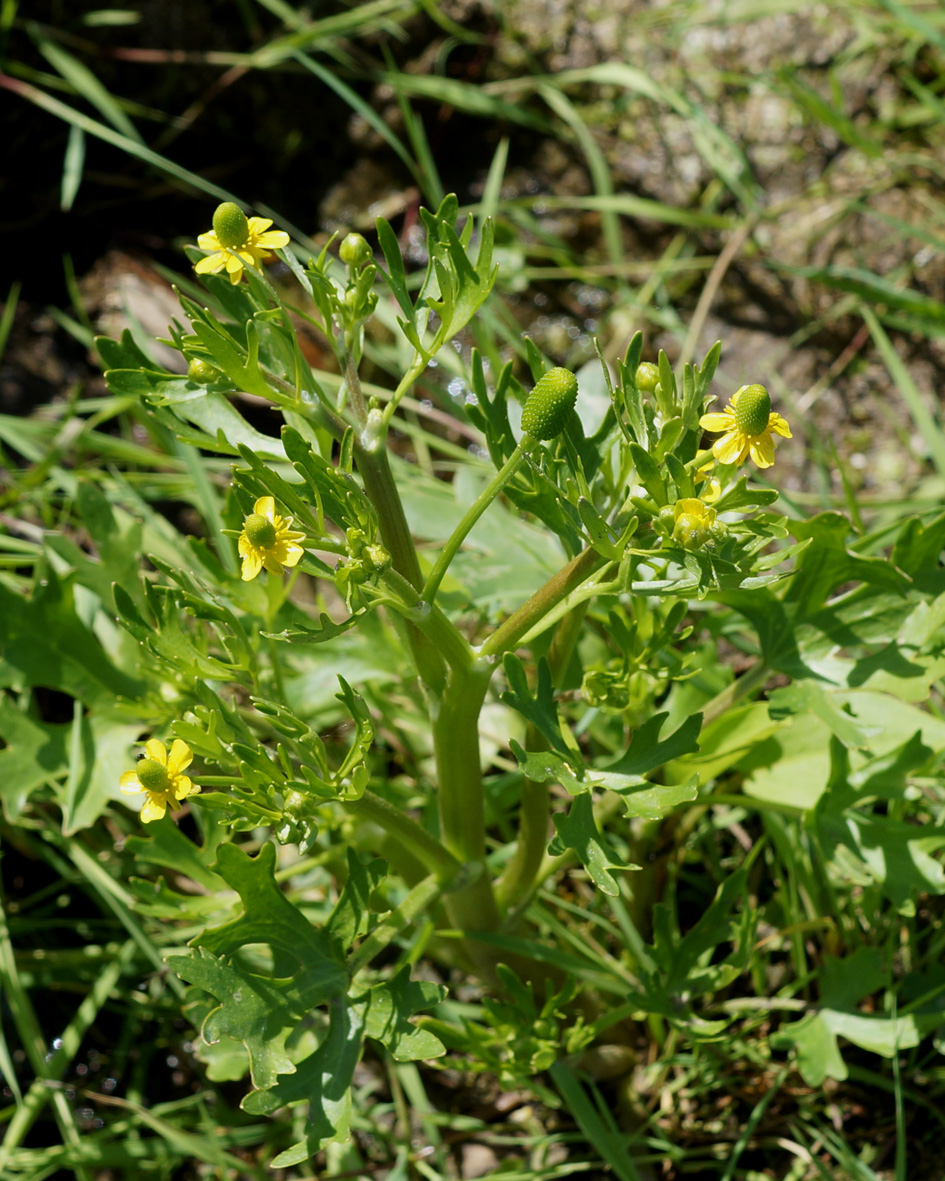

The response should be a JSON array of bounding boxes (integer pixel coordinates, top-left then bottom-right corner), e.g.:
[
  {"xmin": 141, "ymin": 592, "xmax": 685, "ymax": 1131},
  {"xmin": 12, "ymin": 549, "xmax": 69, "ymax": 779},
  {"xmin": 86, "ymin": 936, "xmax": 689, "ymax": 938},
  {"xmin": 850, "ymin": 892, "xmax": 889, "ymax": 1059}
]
[{"xmin": 119, "ymin": 208, "xmax": 794, "ymax": 825}]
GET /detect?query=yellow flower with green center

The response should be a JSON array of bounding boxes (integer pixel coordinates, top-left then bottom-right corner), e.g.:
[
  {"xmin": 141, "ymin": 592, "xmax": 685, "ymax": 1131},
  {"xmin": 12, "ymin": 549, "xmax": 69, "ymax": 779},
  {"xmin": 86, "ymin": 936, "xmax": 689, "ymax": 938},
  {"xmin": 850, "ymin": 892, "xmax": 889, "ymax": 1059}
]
[
  {"xmin": 120, "ymin": 738, "xmax": 197, "ymax": 823},
  {"xmin": 238, "ymin": 495, "xmax": 305, "ymax": 581},
  {"xmin": 699, "ymin": 383, "xmax": 792, "ymax": 469},
  {"xmin": 194, "ymin": 202, "xmax": 290, "ymax": 285}
]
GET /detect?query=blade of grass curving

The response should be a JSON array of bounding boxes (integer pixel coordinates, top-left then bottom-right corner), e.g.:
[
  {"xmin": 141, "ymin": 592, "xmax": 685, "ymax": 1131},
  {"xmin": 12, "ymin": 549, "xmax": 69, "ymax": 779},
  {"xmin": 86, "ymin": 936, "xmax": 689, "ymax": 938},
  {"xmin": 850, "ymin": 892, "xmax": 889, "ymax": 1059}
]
[
  {"xmin": 0, "ymin": 280, "xmax": 21, "ymax": 365},
  {"xmin": 34, "ymin": 33, "xmax": 145, "ymax": 144},
  {"xmin": 476, "ymin": 136, "xmax": 509, "ymax": 225},
  {"xmin": 512, "ymin": 193, "xmax": 734, "ymax": 230},
  {"xmin": 289, "ymin": 48, "xmax": 422, "ymax": 190},
  {"xmin": 537, "ymin": 83, "xmax": 624, "ymax": 273},
  {"xmin": 383, "ymin": 42, "xmax": 444, "ymax": 208},
  {"xmin": 876, "ymin": 0, "xmax": 945, "ymax": 54},
  {"xmin": 549, "ymin": 1062, "xmax": 644, "ymax": 1181},
  {"xmin": 382, "ymin": 70, "xmax": 553, "ymax": 132},
  {"xmin": 861, "ymin": 304, "xmax": 945, "ymax": 479},
  {"xmin": 60, "ymin": 123, "xmax": 85, "ymax": 210},
  {"xmin": 0, "ymin": 75, "xmax": 245, "ymax": 204}
]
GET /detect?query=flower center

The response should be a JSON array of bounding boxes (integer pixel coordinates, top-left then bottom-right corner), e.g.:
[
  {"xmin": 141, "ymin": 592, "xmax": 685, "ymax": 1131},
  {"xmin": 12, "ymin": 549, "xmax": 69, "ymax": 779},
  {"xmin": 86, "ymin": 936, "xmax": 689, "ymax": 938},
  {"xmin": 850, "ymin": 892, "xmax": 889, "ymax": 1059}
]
[
  {"xmin": 137, "ymin": 758, "xmax": 170, "ymax": 792},
  {"xmin": 733, "ymin": 384, "xmax": 772, "ymax": 436},
  {"xmin": 244, "ymin": 512, "xmax": 277, "ymax": 548},
  {"xmin": 212, "ymin": 202, "xmax": 250, "ymax": 249}
]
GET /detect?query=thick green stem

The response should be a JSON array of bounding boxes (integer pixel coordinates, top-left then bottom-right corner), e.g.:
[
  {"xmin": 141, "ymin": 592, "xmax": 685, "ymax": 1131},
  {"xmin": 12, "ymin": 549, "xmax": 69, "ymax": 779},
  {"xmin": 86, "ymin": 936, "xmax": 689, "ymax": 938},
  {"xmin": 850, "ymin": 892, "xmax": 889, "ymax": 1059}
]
[
  {"xmin": 381, "ymin": 568, "xmax": 474, "ymax": 673},
  {"xmin": 495, "ymin": 600, "xmax": 590, "ymax": 910},
  {"xmin": 422, "ymin": 448, "xmax": 527, "ymax": 602},
  {"xmin": 480, "ymin": 546, "xmax": 605, "ymax": 661},
  {"xmin": 432, "ymin": 661, "xmax": 502, "ymax": 971},
  {"xmin": 343, "ymin": 789, "xmax": 463, "ymax": 882},
  {"xmin": 354, "ymin": 441, "xmax": 447, "ymax": 694}
]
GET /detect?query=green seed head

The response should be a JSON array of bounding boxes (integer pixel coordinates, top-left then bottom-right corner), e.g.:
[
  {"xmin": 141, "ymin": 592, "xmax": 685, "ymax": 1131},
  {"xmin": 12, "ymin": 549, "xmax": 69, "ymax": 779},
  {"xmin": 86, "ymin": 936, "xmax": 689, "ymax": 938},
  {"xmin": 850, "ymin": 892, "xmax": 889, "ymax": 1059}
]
[
  {"xmin": 212, "ymin": 202, "xmax": 250, "ymax": 248},
  {"xmin": 521, "ymin": 367, "xmax": 579, "ymax": 441},
  {"xmin": 635, "ymin": 362, "xmax": 661, "ymax": 394},
  {"xmin": 733, "ymin": 384, "xmax": 771, "ymax": 436},
  {"xmin": 244, "ymin": 512, "xmax": 276, "ymax": 549},
  {"xmin": 136, "ymin": 758, "xmax": 170, "ymax": 792}
]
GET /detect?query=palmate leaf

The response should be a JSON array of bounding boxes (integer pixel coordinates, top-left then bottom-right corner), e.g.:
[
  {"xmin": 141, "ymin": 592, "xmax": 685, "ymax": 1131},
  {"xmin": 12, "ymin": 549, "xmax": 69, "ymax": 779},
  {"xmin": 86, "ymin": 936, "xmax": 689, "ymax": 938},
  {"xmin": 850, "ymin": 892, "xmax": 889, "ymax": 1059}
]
[{"xmin": 166, "ymin": 843, "xmax": 446, "ymax": 1166}]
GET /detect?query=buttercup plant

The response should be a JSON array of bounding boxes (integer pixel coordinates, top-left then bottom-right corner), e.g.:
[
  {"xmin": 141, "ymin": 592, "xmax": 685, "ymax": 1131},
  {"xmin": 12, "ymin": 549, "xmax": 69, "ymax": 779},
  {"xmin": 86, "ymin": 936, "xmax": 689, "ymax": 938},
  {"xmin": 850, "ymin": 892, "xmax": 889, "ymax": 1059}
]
[{"xmin": 98, "ymin": 195, "xmax": 802, "ymax": 1165}]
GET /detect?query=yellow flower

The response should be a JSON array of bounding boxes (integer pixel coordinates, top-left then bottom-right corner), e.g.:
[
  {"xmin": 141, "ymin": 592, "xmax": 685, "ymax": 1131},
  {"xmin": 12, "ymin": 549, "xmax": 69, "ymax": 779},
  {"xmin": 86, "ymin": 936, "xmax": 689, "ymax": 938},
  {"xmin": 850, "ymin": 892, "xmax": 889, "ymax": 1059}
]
[
  {"xmin": 194, "ymin": 202, "xmax": 289, "ymax": 286},
  {"xmin": 120, "ymin": 738, "xmax": 198, "ymax": 823},
  {"xmin": 699, "ymin": 383, "xmax": 792, "ymax": 469},
  {"xmin": 671, "ymin": 498, "xmax": 717, "ymax": 547},
  {"xmin": 238, "ymin": 495, "xmax": 305, "ymax": 581}
]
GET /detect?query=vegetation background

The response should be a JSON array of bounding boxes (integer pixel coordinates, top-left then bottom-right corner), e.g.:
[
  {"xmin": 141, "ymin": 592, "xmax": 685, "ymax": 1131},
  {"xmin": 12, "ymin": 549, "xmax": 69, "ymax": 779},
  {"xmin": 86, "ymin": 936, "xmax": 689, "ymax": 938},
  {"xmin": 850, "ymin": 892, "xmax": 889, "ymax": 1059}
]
[{"xmin": 3, "ymin": 0, "xmax": 945, "ymax": 1178}]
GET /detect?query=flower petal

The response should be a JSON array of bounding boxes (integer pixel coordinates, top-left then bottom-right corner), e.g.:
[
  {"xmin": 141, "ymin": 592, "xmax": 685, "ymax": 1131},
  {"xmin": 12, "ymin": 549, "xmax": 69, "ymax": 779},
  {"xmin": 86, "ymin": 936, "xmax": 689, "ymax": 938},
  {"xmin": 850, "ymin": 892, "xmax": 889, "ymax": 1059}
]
[
  {"xmin": 281, "ymin": 543, "xmax": 304, "ymax": 568},
  {"xmin": 263, "ymin": 553, "xmax": 286, "ymax": 575},
  {"xmin": 255, "ymin": 231, "xmax": 289, "ymax": 249},
  {"xmin": 247, "ymin": 217, "xmax": 274, "ymax": 234},
  {"xmin": 769, "ymin": 413, "xmax": 793, "ymax": 439},
  {"xmin": 241, "ymin": 549, "xmax": 263, "ymax": 581},
  {"xmin": 194, "ymin": 254, "xmax": 226, "ymax": 275},
  {"xmin": 197, "ymin": 232, "xmax": 221, "ymax": 251},
  {"xmin": 255, "ymin": 496, "xmax": 276, "ymax": 519},
  {"xmin": 713, "ymin": 431, "xmax": 749, "ymax": 465},
  {"xmin": 140, "ymin": 793, "xmax": 167, "ymax": 823},
  {"xmin": 167, "ymin": 739, "xmax": 193, "ymax": 776},
  {"xmin": 120, "ymin": 771, "xmax": 142, "ymax": 792},
  {"xmin": 699, "ymin": 411, "xmax": 735, "ymax": 432},
  {"xmin": 172, "ymin": 774, "xmax": 194, "ymax": 801},
  {"xmin": 748, "ymin": 433, "xmax": 775, "ymax": 468},
  {"xmin": 145, "ymin": 738, "xmax": 167, "ymax": 763}
]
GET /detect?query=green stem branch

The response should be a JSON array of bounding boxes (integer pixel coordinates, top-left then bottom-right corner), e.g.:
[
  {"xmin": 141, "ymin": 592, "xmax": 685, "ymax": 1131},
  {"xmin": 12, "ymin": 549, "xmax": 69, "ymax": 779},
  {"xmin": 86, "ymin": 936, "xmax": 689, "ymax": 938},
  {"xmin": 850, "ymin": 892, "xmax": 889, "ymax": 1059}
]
[
  {"xmin": 343, "ymin": 790, "xmax": 463, "ymax": 882},
  {"xmin": 422, "ymin": 447, "xmax": 527, "ymax": 602}
]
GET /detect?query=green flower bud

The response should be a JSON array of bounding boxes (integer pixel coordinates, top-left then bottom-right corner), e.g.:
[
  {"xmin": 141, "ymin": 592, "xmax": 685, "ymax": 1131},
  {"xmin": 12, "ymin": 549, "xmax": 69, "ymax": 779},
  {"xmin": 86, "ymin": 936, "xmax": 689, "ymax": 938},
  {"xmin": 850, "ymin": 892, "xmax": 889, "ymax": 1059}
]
[
  {"xmin": 656, "ymin": 505, "xmax": 677, "ymax": 535},
  {"xmin": 187, "ymin": 358, "xmax": 223, "ymax": 385},
  {"xmin": 339, "ymin": 232, "xmax": 372, "ymax": 267},
  {"xmin": 521, "ymin": 367, "xmax": 579, "ymax": 441},
  {"xmin": 733, "ymin": 384, "xmax": 771, "ymax": 436},
  {"xmin": 212, "ymin": 202, "xmax": 250, "ymax": 248},
  {"xmin": 635, "ymin": 362, "xmax": 661, "ymax": 394},
  {"xmin": 243, "ymin": 512, "xmax": 277, "ymax": 549}
]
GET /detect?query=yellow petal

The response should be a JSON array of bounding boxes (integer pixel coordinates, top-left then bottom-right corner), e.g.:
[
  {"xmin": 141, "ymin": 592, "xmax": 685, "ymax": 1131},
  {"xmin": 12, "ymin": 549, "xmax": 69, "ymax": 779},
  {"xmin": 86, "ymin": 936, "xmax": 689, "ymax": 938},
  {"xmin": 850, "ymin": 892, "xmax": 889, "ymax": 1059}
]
[
  {"xmin": 172, "ymin": 774, "xmax": 194, "ymax": 801},
  {"xmin": 769, "ymin": 413, "xmax": 792, "ymax": 439},
  {"xmin": 699, "ymin": 411, "xmax": 735, "ymax": 432},
  {"xmin": 281, "ymin": 543, "xmax": 304, "ymax": 568},
  {"xmin": 748, "ymin": 433, "xmax": 775, "ymax": 468},
  {"xmin": 194, "ymin": 254, "xmax": 226, "ymax": 274},
  {"xmin": 167, "ymin": 739, "xmax": 193, "ymax": 776},
  {"xmin": 713, "ymin": 431, "xmax": 749, "ymax": 465},
  {"xmin": 675, "ymin": 498, "xmax": 707, "ymax": 517},
  {"xmin": 144, "ymin": 738, "xmax": 167, "ymax": 763},
  {"xmin": 197, "ymin": 232, "xmax": 221, "ymax": 251},
  {"xmin": 256, "ymin": 230, "xmax": 289, "ymax": 249},
  {"xmin": 263, "ymin": 553, "xmax": 286, "ymax": 575},
  {"xmin": 255, "ymin": 496, "xmax": 276, "ymax": 518},
  {"xmin": 241, "ymin": 550, "xmax": 263, "ymax": 581},
  {"xmin": 140, "ymin": 793, "xmax": 167, "ymax": 823},
  {"xmin": 120, "ymin": 771, "xmax": 142, "ymax": 792},
  {"xmin": 247, "ymin": 217, "xmax": 274, "ymax": 234},
  {"xmin": 224, "ymin": 253, "xmax": 244, "ymax": 275}
]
